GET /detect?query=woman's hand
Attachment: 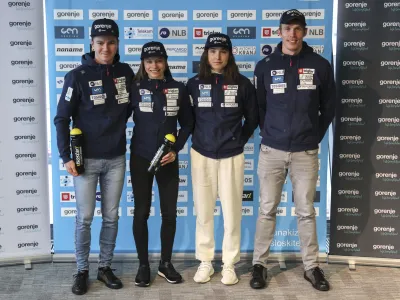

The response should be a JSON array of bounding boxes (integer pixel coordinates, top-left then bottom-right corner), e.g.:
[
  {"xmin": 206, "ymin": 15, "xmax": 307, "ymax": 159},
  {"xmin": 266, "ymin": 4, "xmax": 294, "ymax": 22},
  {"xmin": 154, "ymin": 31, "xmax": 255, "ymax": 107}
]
[{"xmin": 161, "ymin": 150, "xmax": 177, "ymax": 166}]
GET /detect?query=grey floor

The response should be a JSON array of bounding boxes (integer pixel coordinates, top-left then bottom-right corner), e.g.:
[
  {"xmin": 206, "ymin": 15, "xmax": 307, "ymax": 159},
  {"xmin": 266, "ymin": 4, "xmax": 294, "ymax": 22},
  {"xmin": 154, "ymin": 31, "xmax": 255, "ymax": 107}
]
[{"xmin": 1, "ymin": 260, "xmax": 400, "ymax": 300}]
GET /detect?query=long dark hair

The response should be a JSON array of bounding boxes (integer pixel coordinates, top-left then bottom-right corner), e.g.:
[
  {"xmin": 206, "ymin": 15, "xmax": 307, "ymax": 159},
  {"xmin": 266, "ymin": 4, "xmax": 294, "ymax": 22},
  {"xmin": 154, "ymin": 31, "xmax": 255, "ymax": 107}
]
[
  {"xmin": 198, "ymin": 50, "xmax": 240, "ymax": 83},
  {"xmin": 134, "ymin": 57, "xmax": 172, "ymax": 81}
]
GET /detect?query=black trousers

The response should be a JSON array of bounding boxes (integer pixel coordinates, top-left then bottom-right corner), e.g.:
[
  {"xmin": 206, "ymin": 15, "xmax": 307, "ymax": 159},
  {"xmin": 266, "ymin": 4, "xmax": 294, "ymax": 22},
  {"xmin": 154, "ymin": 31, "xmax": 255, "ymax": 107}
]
[{"xmin": 130, "ymin": 153, "xmax": 179, "ymax": 265}]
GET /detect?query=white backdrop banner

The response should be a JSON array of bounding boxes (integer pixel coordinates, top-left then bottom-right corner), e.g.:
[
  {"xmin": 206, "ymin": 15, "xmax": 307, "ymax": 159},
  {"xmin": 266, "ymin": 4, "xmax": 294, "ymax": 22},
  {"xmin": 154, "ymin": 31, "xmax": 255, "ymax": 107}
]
[{"xmin": 0, "ymin": 0, "xmax": 51, "ymax": 262}]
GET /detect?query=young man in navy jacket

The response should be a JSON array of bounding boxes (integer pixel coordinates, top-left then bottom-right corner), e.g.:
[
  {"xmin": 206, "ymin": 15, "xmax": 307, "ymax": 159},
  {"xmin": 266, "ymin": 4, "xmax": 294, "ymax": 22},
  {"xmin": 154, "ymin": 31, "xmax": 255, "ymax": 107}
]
[
  {"xmin": 250, "ymin": 10, "xmax": 336, "ymax": 291},
  {"xmin": 54, "ymin": 18, "xmax": 134, "ymax": 295}
]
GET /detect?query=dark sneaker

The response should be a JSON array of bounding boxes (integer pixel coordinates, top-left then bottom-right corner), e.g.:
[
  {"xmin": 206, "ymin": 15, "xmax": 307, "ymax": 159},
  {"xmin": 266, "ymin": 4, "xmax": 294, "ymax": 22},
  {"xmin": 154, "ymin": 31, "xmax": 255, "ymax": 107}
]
[
  {"xmin": 250, "ymin": 264, "xmax": 267, "ymax": 289},
  {"xmin": 158, "ymin": 261, "xmax": 182, "ymax": 284},
  {"xmin": 72, "ymin": 270, "xmax": 89, "ymax": 295},
  {"xmin": 135, "ymin": 264, "xmax": 151, "ymax": 287},
  {"xmin": 97, "ymin": 266, "xmax": 123, "ymax": 289},
  {"xmin": 304, "ymin": 267, "xmax": 330, "ymax": 291}
]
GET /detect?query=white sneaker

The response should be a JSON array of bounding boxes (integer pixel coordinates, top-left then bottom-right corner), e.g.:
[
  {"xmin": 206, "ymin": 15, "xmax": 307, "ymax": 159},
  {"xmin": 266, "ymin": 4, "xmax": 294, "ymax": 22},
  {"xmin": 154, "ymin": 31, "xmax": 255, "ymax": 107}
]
[
  {"xmin": 221, "ymin": 264, "xmax": 238, "ymax": 285},
  {"xmin": 193, "ymin": 261, "xmax": 214, "ymax": 283}
]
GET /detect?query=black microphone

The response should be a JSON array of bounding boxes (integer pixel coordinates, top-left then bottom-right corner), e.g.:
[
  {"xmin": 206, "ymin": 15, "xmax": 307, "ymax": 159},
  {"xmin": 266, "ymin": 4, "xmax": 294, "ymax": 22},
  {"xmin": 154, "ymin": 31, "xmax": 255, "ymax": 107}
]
[
  {"xmin": 70, "ymin": 128, "xmax": 85, "ymax": 174},
  {"xmin": 148, "ymin": 134, "xmax": 176, "ymax": 174}
]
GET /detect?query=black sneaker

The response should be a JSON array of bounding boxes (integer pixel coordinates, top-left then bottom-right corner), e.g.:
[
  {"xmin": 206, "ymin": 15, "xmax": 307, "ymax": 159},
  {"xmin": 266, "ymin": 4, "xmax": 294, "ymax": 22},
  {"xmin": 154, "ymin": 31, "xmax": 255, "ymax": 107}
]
[
  {"xmin": 135, "ymin": 264, "xmax": 151, "ymax": 287},
  {"xmin": 250, "ymin": 264, "xmax": 267, "ymax": 289},
  {"xmin": 304, "ymin": 267, "xmax": 330, "ymax": 291},
  {"xmin": 72, "ymin": 270, "xmax": 89, "ymax": 295},
  {"xmin": 97, "ymin": 266, "xmax": 123, "ymax": 289},
  {"xmin": 157, "ymin": 261, "xmax": 182, "ymax": 284}
]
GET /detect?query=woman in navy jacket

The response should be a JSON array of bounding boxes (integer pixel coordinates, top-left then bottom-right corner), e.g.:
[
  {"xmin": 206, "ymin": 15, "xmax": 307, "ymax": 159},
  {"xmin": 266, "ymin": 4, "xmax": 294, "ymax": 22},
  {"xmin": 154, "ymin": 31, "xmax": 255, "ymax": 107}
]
[{"xmin": 128, "ymin": 41, "xmax": 193, "ymax": 287}]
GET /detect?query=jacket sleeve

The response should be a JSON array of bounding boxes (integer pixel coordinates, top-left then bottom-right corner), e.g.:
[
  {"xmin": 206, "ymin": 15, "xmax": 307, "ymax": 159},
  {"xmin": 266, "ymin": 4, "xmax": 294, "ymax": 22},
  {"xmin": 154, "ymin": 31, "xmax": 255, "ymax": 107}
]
[
  {"xmin": 241, "ymin": 79, "xmax": 259, "ymax": 146},
  {"xmin": 174, "ymin": 84, "xmax": 194, "ymax": 153},
  {"xmin": 318, "ymin": 61, "xmax": 336, "ymax": 143},
  {"xmin": 126, "ymin": 67, "xmax": 136, "ymax": 122},
  {"xmin": 254, "ymin": 60, "xmax": 267, "ymax": 130},
  {"xmin": 53, "ymin": 72, "xmax": 81, "ymax": 164}
]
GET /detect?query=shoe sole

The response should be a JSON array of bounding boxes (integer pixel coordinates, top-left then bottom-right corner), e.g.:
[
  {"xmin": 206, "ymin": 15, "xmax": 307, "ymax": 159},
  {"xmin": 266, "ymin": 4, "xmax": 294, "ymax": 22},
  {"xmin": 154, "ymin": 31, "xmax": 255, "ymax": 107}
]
[
  {"xmin": 72, "ymin": 289, "xmax": 87, "ymax": 296},
  {"xmin": 157, "ymin": 271, "xmax": 182, "ymax": 284},
  {"xmin": 221, "ymin": 278, "xmax": 239, "ymax": 286},
  {"xmin": 304, "ymin": 274, "xmax": 329, "ymax": 291},
  {"xmin": 193, "ymin": 269, "xmax": 214, "ymax": 283},
  {"xmin": 135, "ymin": 281, "xmax": 150, "ymax": 287},
  {"xmin": 97, "ymin": 276, "xmax": 123, "ymax": 289}
]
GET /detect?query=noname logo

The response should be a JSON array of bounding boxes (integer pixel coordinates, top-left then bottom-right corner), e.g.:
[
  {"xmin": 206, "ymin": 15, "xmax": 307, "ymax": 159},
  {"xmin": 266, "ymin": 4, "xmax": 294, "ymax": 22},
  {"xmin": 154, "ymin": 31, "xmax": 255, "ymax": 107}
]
[
  {"xmin": 373, "ymin": 226, "xmax": 398, "ymax": 236},
  {"xmin": 337, "ymin": 207, "xmax": 362, "ymax": 217},
  {"xmin": 374, "ymin": 208, "xmax": 399, "ymax": 218},
  {"xmin": 344, "ymin": 21, "xmax": 370, "ymax": 31},
  {"xmin": 337, "ymin": 189, "xmax": 362, "ymax": 199},
  {"xmin": 227, "ymin": 27, "xmax": 256, "ymax": 39},
  {"xmin": 345, "ymin": 2, "xmax": 370, "ymax": 12},
  {"xmin": 343, "ymin": 41, "xmax": 369, "ymax": 51},
  {"xmin": 375, "ymin": 172, "xmax": 400, "ymax": 182},
  {"xmin": 124, "ymin": 10, "xmax": 153, "ymax": 20},
  {"xmin": 55, "ymin": 44, "xmax": 84, "ymax": 56},
  {"xmin": 373, "ymin": 244, "xmax": 398, "ymax": 254},
  {"xmin": 54, "ymin": 26, "xmax": 84, "ymax": 39},
  {"xmin": 336, "ymin": 243, "xmax": 360, "ymax": 252}
]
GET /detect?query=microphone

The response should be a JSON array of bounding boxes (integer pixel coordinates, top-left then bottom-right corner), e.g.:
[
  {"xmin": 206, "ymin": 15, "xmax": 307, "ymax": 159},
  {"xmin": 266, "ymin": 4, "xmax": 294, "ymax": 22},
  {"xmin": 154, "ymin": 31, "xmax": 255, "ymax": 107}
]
[
  {"xmin": 148, "ymin": 134, "xmax": 176, "ymax": 174},
  {"xmin": 70, "ymin": 128, "xmax": 85, "ymax": 174}
]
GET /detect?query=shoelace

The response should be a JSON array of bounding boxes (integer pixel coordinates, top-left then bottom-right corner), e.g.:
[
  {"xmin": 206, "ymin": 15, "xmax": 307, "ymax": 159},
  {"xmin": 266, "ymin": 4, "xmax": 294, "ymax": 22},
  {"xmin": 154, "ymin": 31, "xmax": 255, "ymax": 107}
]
[
  {"xmin": 312, "ymin": 267, "xmax": 326, "ymax": 282},
  {"xmin": 222, "ymin": 265, "xmax": 235, "ymax": 275},
  {"xmin": 198, "ymin": 262, "xmax": 212, "ymax": 272}
]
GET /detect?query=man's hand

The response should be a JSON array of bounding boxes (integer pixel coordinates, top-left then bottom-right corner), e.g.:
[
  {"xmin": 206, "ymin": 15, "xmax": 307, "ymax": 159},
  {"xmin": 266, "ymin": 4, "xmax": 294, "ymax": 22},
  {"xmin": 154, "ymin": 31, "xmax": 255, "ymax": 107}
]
[{"xmin": 65, "ymin": 160, "xmax": 79, "ymax": 176}]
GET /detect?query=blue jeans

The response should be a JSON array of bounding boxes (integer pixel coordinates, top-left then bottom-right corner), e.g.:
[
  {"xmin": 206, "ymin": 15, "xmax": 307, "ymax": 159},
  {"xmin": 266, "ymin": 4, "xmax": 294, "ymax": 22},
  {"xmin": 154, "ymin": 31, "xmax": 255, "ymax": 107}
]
[{"xmin": 73, "ymin": 155, "xmax": 125, "ymax": 271}]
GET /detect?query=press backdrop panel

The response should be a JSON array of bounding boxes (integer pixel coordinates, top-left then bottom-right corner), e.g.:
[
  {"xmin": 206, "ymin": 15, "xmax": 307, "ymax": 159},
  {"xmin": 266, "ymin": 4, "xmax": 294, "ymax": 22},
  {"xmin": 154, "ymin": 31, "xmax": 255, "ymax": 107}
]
[
  {"xmin": 0, "ymin": 0, "xmax": 51, "ymax": 260},
  {"xmin": 330, "ymin": 0, "xmax": 400, "ymax": 259},
  {"xmin": 46, "ymin": 0, "xmax": 333, "ymax": 254}
]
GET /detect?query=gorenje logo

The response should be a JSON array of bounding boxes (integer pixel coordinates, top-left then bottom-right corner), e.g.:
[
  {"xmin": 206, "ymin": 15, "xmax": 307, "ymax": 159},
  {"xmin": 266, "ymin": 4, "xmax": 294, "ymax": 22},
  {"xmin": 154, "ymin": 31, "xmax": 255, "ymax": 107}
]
[
  {"xmin": 125, "ymin": 45, "xmax": 142, "ymax": 55},
  {"xmin": 378, "ymin": 117, "xmax": 400, "ymax": 127},
  {"xmin": 341, "ymin": 98, "xmax": 365, "ymax": 108},
  {"xmin": 242, "ymin": 206, "xmax": 254, "ymax": 216},
  {"xmin": 13, "ymin": 116, "xmax": 37, "ymax": 125},
  {"xmin": 337, "ymin": 189, "xmax": 362, "ymax": 199},
  {"xmin": 8, "ymin": 1, "xmax": 32, "ymax": 9},
  {"xmin": 341, "ymin": 79, "xmax": 367, "ymax": 89},
  {"xmin": 376, "ymin": 135, "xmax": 400, "ymax": 145},
  {"xmin": 14, "ymin": 134, "xmax": 37, "ymax": 142},
  {"xmin": 15, "ymin": 170, "xmax": 39, "ymax": 179},
  {"xmin": 381, "ymin": 60, "xmax": 400, "ymax": 70},
  {"xmin": 193, "ymin": 10, "xmax": 222, "ymax": 20},
  {"xmin": 54, "ymin": 9, "xmax": 83, "ymax": 20},
  {"xmin": 337, "ymin": 225, "xmax": 361, "ymax": 234},
  {"xmin": 56, "ymin": 61, "xmax": 81, "ymax": 72},
  {"xmin": 380, "ymin": 79, "xmax": 400, "ymax": 89},
  {"xmin": 9, "ymin": 40, "xmax": 33, "ymax": 49},
  {"xmin": 124, "ymin": 10, "xmax": 153, "ymax": 20},
  {"xmin": 227, "ymin": 10, "xmax": 256, "ymax": 20},
  {"xmin": 381, "ymin": 40, "xmax": 400, "ymax": 51},
  {"xmin": 54, "ymin": 26, "xmax": 84, "ymax": 39},
  {"xmin": 340, "ymin": 116, "xmax": 365, "ymax": 126},
  {"xmin": 375, "ymin": 172, "xmax": 400, "ymax": 182},
  {"xmin": 376, "ymin": 154, "xmax": 400, "ymax": 164},
  {"xmin": 15, "ymin": 189, "xmax": 38, "ymax": 196},
  {"xmin": 384, "ymin": 2, "xmax": 400, "ymax": 11},
  {"xmin": 374, "ymin": 226, "xmax": 398, "ymax": 236},
  {"xmin": 89, "ymin": 10, "xmax": 118, "ymax": 20},
  {"xmin": 344, "ymin": 21, "xmax": 370, "ymax": 31},
  {"xmin": 375, "ymin": 190, "xmax": 399, "ymax": 200},
  {"xmin": 373, "ymin": 244, "xmax": 398, "ymax": 254},
  {"xmin": 338, "ymin": 153, "xmax": 363, "ymax": 163},
  {"xmin": 374, "ymin": 208, "xmax": 399, "ymax": 218},
  {"xmin": 338, "ymin": 171, "xmax": 363, "ymax": 181},
  {"xmin": 237, "ymin": 62, "xmax": 255, "ymax": 72},
  {"xmin": 337, "ymin": 207, "xmax": 362, "ymax": 216},
  {"xmin": 343, "ymin": 41, "xmax": 369, "ymax": 51},
  {"xmin": 383, "ymin": 22, "xmax": 400, "ymax": 31},
  {"xmin": 17, "ymin": 224, "xmax": 39, "ymax": 232},
  {"xmin": 227, "ymin": 27, "xmax": 256, "ymax": 39},
  {"xmin": 336, "ymin": 243, "xmax": 361, "ymax": 252},
  {"xmin": 10, "ymin": 59, "xmax": 34, "ymax": 69},
  {"xmin": 15, "ymin": 153, "xmax": 37, "ymax": 161},
  {"xmin": 11, "ymin": 79, "xmax": 35, "ymax": 87},
  {"xmin": 17, "ymin": 241, "xmax": 39, "ymax": 249},
  {"xmin": 158, "ymin": 10, "xmax": 187, "ymax": 21},
  {"xmin": 342, "ymin": 60, "xmax": 367, "ymax": 70},
  {"xmin": 55, "ymin": 44, "xmax": 84, "ymax": 56},
  {"xmin": 16, "ymin": 206, "xmax": 39, "ymax": 214},
  {"xmin": 345, "ymin": 2, "xmax": 370, "ymax": 11},
  {"xmin": 9, "ymin": 21, "xmax": 32, "ymax": 29},
  {"xmin": 263, "ymin": 9, "xmax": 324, "ymax": 20}
]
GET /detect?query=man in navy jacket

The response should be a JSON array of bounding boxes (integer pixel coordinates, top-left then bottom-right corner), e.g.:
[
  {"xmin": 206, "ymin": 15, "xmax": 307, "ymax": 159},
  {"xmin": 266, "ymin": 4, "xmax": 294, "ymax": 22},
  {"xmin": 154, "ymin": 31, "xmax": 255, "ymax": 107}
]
[
  {"xmin": 250, "ymin": 10, "xmax": 336, "ymax": 291},
  {"xmin": 54, "ymin": 18, "xmax": 134, "ymax": 295}
]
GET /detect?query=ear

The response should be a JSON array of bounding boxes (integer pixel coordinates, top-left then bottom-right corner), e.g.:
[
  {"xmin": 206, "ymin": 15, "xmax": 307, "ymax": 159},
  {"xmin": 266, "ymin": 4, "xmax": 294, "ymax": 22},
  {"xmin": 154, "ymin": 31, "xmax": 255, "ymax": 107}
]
[
  {"xmin": 303, "ymin": 28, "xmax": 308, "ymax": 37},
  {"xmin": 277, "ymin": 28, "xmax": 282, "ymax": 37}
]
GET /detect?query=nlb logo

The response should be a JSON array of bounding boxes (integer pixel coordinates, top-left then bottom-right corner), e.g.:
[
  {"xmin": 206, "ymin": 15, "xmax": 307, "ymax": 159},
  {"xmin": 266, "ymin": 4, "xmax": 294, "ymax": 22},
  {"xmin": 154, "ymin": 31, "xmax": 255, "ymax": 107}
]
[
  {"xmin": 336, "ymin": 243, "xmax": 360, "ymax": 252},
  {"xmin": 17, "ymin": 241, "xmax": 39, "ymax": 248},
  {"xmin": 54, "ymin": 9, "xmax": 83, "ymax": 20},
  {"xmin": 343, "ymin": 41, "xmax": 369, "ymax": 51},
  {"xmin": 345, "ymin": 2, "xmax": 370, "ymax": 11},
  {"xmin": 374, "ymin": 209, "xmax": 399, "ymax": 218},
  {"xmin": 344, "ymin": 21, "xmax": 369, "ymax": 31},
  {"xmin": 16, "ymin": 189, "xmax": 37, "ymax": 196},
  {"xmin": 159, "ymin": 27, "xmax": 187, "ymax": 39},
  {"xmin": 89, "ymin": 10, "xmax": 118, "ymax": 20},
  {"xmin": 338, "ymin": 189, "xmax": 362, "ymax": 199}
]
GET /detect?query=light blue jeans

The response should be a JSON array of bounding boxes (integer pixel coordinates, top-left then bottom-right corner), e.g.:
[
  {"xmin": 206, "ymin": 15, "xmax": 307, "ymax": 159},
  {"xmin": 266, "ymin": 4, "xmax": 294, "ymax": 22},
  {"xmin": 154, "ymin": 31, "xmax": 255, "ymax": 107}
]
[{"xmin": 73, "ymin": 155, "xmax": 125, "ymax": 271}]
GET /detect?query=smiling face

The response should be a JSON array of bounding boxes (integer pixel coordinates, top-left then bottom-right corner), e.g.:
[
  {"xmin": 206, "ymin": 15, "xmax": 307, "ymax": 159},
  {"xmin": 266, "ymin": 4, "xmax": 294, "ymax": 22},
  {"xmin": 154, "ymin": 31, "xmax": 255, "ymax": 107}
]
[
  {"xmin": 91, "ymin": 35, "xmax": 118, "ymax": 64},
  {"xmin": 207, "ymin": 47, "xmax": 229, "ymax": 73},
  {"xmin": 278, "ymin": 23, "xmax": 307, "ymax": 56},
  {"xmin": 143, "ymin": 57, "xmax": 166, "ymax": 79}
]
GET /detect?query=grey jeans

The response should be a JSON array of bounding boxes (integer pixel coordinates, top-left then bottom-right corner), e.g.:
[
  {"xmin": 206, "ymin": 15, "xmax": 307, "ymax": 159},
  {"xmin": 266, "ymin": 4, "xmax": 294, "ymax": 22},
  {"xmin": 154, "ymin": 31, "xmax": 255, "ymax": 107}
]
[{"xmin": 252, "ymin": 145, "xmax": 319, "ymax": 271}]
